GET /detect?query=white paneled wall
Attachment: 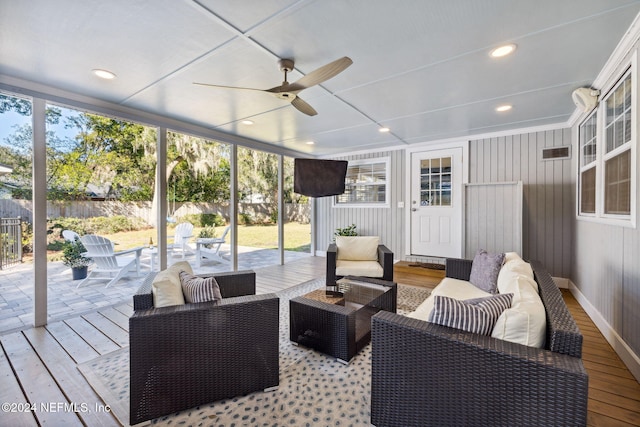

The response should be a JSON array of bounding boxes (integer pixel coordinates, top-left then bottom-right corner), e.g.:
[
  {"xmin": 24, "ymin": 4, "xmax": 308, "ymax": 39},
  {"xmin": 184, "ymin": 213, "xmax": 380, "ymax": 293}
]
[
  {"xmin": 315, "ymin": 150, "xmax": 405, "ymax": 259},
  {"xmin": 468, "ymin": 129, "xmax": 573, "ymax": 278},
  {"xmin": 464, "ymin": 182, "xmax": 523, "ymax": 258}
]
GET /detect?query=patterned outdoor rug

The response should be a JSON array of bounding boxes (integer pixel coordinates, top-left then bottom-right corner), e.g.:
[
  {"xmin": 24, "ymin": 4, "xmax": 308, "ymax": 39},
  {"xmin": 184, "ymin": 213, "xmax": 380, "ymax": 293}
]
[{"xmin": 78, "ymin": 279, "xmax": 431, "ymax": 426}]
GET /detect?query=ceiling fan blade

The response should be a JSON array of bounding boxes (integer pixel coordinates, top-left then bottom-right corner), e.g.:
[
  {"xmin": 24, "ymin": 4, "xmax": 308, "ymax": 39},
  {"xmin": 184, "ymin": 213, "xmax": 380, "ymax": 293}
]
[
  {"xmin": 289, "ymin": 56, "xmax": 353, "ymax": 90},
  {"xmin": 193, "ymin": 82, "xmax": 266, "ymax": 92},
  {"xmin": 291, "ymin": 96, "xmax": 318, "ymax": 116}
]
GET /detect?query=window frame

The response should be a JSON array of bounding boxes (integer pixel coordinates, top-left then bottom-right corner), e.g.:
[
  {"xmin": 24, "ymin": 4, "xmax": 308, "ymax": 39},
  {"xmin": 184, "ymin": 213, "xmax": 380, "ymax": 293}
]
[
  {"xmin": 576, "ymin": 53, "xmax": 637, "ymax": 228},
  {"xmin": 333, "ymin": 157, "xmax": 391, "ymax": 208},
  {"xmin": 578, "ymin": 109, "xmax": 598, "ymax": 216}
]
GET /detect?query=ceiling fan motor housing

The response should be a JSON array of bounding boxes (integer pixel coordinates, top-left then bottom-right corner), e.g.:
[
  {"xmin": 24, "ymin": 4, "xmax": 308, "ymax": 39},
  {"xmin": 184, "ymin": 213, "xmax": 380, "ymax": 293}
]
[{"xmin": 279, "ymin": 58, "xmax": 295, "ymax": 72}]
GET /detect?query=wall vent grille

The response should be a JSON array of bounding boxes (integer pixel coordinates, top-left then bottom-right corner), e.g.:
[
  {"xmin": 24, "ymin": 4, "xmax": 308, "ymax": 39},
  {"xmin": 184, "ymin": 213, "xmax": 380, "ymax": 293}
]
[{"xmin": 542, "ymin": 146, "xmax": 570, "ymax": 160}]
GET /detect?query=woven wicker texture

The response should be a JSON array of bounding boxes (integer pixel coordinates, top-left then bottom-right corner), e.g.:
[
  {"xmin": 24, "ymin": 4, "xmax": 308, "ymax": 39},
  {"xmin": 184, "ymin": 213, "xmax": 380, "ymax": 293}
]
[
  {"xmin": 370, "ymin": 258, "xmax": 588, "ymax": 427},
  {"xmin": 129, "ymin": 270, "xmax": 278, "ymax": 425},
  {"xmin": 290, "ymin": 277, "xmax": 397, "ymax": 363}
]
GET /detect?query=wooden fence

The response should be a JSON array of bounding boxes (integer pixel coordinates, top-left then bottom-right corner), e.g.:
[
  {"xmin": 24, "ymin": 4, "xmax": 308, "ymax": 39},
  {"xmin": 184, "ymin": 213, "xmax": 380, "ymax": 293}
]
[{"xmin": 0, "ymin": 199, "xmax": 310, "ymax": 224}]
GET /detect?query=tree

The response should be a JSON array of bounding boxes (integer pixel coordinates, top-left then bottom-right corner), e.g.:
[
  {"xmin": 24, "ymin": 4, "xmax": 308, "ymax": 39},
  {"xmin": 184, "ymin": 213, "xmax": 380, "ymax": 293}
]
[{"xmin": 147, "ymin": 132, "xmax": 229, "ymax": 224}]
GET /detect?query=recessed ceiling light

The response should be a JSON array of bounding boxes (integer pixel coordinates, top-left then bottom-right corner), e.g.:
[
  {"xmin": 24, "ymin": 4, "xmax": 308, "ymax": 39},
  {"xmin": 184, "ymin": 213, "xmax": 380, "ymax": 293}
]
[
  {"xmin": 305, "ymin": 141, "xmax": 315, "ymax": 145},
  {"xmin": 92, "ymin": 69, "xmax": 117, "ymax": 80},
  {"xmin": 241, "ymin": 120, "xmax": 254, "ymax": 125},
  {"xmin": 496, "ymin": 104, "xmax": 513, "ymax": 112},
  {"xmin": 489, "ymin": 43, "xmax": 517, "ymax": 58},
  {"xmin": 379, "ymin": 127, "xmax": 390, "ymax": 133}
]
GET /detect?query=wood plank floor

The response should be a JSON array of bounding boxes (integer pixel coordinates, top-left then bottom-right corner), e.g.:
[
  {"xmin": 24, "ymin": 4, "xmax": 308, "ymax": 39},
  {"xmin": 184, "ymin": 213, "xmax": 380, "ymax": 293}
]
[{"xmin": 0, "ymin": 258, "xmax": 637, "ymax": 426}]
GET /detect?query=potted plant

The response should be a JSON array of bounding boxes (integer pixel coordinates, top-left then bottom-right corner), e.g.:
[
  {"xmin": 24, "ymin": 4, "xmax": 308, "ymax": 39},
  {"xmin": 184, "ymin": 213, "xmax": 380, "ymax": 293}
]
[
  {"xmin": 62, "ymin": 238, "xmax": 92, "ymax": 280},
  {"xmin": 334, "ymin": 223, "xmax": 358, "ymax": 239}
]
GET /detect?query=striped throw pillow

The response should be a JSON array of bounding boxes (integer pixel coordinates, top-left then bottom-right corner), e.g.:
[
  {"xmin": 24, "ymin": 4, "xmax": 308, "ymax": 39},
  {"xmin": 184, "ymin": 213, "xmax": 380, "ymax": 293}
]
[
  {"xmin": 179, "ymin": 271, "xmax": 222, "ymax": 304},
  {"xmin": 428, "ymin": 293, "xmax": 513, "ymax": 335}
]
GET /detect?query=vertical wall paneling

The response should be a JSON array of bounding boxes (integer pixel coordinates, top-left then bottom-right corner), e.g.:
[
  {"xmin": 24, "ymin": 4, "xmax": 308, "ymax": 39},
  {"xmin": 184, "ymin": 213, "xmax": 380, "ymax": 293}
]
[
  {"xmin": 463, "ymin": 182, "xmax": 523, "ymax": 258},
  {"xmin": 315, "ymin": 151, "xmax": 405, "ymax": 260},
  {"xmin": 468, "ymin": 128, "xmax": 572, "ymax": 277},
  {"xmin": 623, "ymin": 228, "xmax": 640, "ymax": 359},
  {"xmin": 570, "ymin": 40, "xmax": 640, "ymax": 367}
]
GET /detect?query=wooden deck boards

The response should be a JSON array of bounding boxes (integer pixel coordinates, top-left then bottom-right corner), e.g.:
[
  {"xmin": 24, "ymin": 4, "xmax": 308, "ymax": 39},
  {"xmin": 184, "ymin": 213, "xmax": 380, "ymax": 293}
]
[{"xmin": 0, "ymin": 258, "xmax": 637, "ymax": 426}]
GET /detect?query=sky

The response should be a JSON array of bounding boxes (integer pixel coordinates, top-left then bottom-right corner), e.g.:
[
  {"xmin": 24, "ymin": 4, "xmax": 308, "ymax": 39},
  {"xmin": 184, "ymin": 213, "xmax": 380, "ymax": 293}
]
[
  {"xmin": 0, "ymin": 109, "xmax": 31, "ymax": 148},
  {"xmin": 0, "ymin": 105, "xmax": 80, "ymax": 152}
]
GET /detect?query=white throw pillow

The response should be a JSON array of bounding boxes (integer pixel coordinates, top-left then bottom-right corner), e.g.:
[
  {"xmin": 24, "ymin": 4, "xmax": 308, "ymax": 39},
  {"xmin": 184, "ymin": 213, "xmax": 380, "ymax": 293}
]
[
  {"xmin": 491, "ymin": 275, "xmax": 546, "ymax": 348},
  {"xmin": 407, "ymin": 277, "xmax": 492, "ymax": 321},
  {"xmin": 497, "ymin": 258, "xmax": 536, "ymax": 294},
  {"xmin": 504, "ymin": 252, "xmax": 523, "ymax": 263},
  {"xmin": 151, "ymin": 261, "xmax": 193, "ymax": 308},
  {"xmin": 335, "ymin": 236, "xmax": 379, "ymax": 261}
]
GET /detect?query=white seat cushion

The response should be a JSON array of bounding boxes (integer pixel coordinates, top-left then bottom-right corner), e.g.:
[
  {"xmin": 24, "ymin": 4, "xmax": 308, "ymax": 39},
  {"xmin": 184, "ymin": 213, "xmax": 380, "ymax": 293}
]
[
  {"xmin": 152, "ymin": 261, "xmax": 193, "ymax": 308},
  {"xmin": 335, "ymin": 260, "xmax": 384, "ymax": 278},
  {"xmin": 335, "ymin": 236, "xmax": 379, "ymax": 261},
  {"xmin": 491, "ymin": 275, "xmax": 546, "ymax": 348},
  {"xmin": 407, "ymin": 277, "xmax": 492, "ymax": 321}
]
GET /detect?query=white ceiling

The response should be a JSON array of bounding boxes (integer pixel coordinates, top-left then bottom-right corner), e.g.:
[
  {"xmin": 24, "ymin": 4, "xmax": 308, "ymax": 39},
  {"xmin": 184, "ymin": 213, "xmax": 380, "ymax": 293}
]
[{"xmin": 1, "ymin": 0, "xmax": 639, "ymax": 156}]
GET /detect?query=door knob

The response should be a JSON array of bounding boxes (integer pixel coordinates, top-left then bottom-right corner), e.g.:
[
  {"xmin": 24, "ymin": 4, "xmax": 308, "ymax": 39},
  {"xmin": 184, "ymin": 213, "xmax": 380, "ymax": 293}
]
[{"xmin": 411, "ymin": 208, "xmax": 417, "ymax": 212}]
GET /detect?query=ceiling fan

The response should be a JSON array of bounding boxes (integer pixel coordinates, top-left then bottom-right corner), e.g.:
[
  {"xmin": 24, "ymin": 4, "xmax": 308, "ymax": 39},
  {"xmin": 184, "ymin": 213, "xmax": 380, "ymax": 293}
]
[{"xmin": 194, "ymin": 56, "xmax": 353, "ymax": 116}]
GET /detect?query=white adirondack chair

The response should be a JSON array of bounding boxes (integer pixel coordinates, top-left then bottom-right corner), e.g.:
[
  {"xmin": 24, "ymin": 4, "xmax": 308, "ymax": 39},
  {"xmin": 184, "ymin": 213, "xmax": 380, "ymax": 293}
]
[
  {"xmin": 196, "ymin": 225, "xmax": 230, "ymax": 267},
  {"xmin": 77, "ymin": 234, "xmax": 143, "ymax": 288},
  {"xmin": 62, "ymin": 230, "xmax": 81, "ymax": 242},
  {"xmin": 169, "ymin": 222, "xmax": 194, "ymax": 259}
]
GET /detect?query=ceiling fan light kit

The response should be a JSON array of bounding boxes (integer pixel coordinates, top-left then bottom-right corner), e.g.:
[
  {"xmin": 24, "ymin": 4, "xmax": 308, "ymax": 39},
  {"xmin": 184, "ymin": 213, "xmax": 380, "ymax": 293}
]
[{"xmin": 194, "ymin": 56, "xmax": 353, "ymax": 116}]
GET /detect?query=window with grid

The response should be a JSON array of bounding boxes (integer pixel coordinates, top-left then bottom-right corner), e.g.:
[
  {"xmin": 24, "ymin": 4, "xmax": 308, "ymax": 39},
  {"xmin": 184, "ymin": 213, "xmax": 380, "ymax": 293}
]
[
  {"xmin": 334, "ymin": 158, "xmax": 389, "ymax": 207},
  {"xmin": 579, "ymin": 111, "xmax": 597, "ymax": 214},
  {"xmin": 577, "ymin": 61, "xmax": 635, "ymax": 226},
  {"xmin": 602, "ymin": 71, "xmax": 632, "ymax": 216}
]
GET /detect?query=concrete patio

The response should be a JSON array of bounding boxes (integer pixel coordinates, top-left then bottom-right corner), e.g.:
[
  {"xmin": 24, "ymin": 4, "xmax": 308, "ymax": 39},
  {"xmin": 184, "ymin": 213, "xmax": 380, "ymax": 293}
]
[{"xmin": 0, "ymin": 245, "xmax": 312, "ymax": 334}]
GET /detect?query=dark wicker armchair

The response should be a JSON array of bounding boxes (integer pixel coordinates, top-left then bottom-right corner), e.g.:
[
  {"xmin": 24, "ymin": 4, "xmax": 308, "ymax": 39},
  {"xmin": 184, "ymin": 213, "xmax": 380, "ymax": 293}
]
[
  {"xmin": 326, "ymin": 242, "xmax": 393, "ymax": 285},
  {"xmin": 129, "ymin": 270, "xmax": 279, "ymax": 425},
  {"xmin": 370, "ymin": 259, "xmax": 588, "ymax": 427}
]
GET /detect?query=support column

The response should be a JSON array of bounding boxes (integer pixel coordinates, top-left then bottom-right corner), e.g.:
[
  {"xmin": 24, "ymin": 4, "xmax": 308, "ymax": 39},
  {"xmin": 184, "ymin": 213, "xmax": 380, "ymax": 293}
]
[
  {"xmin": 32, "ymin": 98, "xmax": 47, "ymax": 326},
  {"xmin": 157, "ymin": 127, "xmax": 168, "ymax": 270},
  {"xmin": 230, "ymin": 144, "xmax": 238, "ymax": 271},
  {"xmin": 278, "ymin": 155, "xmax": 284, "ymax": 265}
]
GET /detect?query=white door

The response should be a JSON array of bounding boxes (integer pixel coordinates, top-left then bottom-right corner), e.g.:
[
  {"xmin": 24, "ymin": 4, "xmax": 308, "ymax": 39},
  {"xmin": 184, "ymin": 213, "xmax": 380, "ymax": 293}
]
[{"xmin": 410, "ymin": 148, "xmax": 463, "ymax": 258}]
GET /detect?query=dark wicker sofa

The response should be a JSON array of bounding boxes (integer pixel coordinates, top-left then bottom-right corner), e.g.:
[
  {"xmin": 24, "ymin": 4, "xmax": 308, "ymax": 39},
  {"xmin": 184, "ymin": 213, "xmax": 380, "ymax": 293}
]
[
  {"xmin": 129, "ymin": 270, "xmax": 279, "ymax": 425},
  {"xmin": 370, "ymin": 259, "xmax": 588, "ymax": 427}
]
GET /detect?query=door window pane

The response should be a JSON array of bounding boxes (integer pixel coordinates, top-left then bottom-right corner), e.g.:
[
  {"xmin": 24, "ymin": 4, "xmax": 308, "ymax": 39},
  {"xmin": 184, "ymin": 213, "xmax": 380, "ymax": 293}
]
[{"xmin": 419, "ymin": 157, "xmax": 452, "ymax": 206}]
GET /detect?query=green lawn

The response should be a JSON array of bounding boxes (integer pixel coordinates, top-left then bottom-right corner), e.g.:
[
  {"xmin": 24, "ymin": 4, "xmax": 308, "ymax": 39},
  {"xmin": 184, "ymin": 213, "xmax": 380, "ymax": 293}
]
[
  {"xmin": 99, "ymin": 222, "xmax": 311, "ymax": 253},
  {"xmin": 44, "ymin": 222, "xmax": 310, "ymax": 262}
]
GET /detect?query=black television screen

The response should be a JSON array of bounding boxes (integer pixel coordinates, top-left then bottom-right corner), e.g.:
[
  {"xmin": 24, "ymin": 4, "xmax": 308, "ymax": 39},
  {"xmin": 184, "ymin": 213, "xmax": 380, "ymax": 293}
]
[{"xmin": 294, "ymin": 159, "xmax": 348, "ymax": 197}]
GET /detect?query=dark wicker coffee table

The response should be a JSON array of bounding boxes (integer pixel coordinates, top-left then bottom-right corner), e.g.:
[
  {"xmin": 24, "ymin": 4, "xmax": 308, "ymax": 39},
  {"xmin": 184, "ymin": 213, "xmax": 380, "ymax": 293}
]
[{"xmin": 289, "ymin": 276, "xmax": 397, "ymax": 364}]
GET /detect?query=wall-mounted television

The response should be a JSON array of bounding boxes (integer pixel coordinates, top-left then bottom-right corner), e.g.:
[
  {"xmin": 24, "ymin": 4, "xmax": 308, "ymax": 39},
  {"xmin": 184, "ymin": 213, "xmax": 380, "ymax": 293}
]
[{"xmin": 294, "ymin": 159, "xmax": 348, "ymax": 197}]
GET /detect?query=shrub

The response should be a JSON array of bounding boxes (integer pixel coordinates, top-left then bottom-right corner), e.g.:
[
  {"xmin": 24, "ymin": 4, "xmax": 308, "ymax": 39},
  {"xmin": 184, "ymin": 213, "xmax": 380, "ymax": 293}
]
[
  {"xmin": 48, "ymin": 215, "xmax": 148, "ymax": 237},
  {"xmin": 198, "ymin": 226, "xmax": 218, "ymax": 239},
  {"xmin": 88, "ymin": 215, "xmax": 146, "ymax": 234},
  {"xmin": 61, "ymin": 238, "xmax": 92, "ymax": 268},
  {"xmin": 269, "ymin": 209, "xmax": 278, "ymax": 224},
  {"xmin": 179, "ymin": 213, "xmax": 225, "ymax": 227},
  {"xmin": 238, "ymin": 212, "xmax": 253, "ymax": 225},
  {"xmin": 21, "ymin": 221, "xmax": 33, "ymax": 253},
  {"xmin": 335, "ymin": 224, "xmax": 357, "ymax": 237}
]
